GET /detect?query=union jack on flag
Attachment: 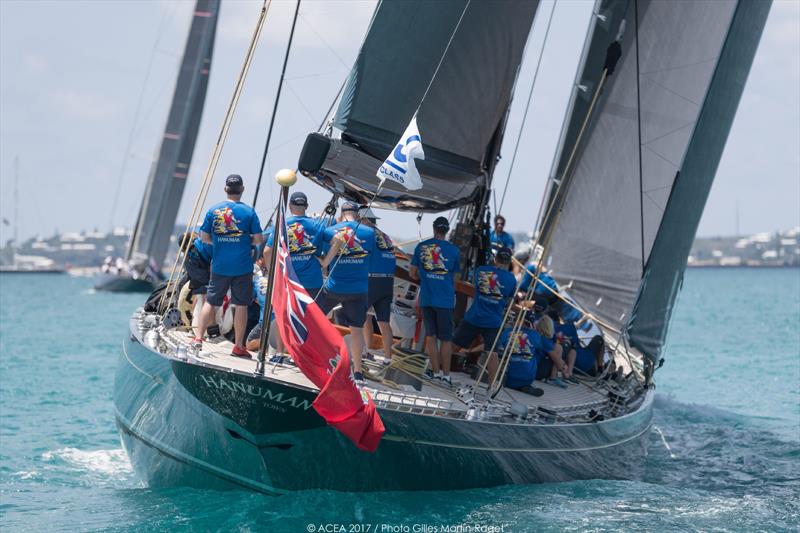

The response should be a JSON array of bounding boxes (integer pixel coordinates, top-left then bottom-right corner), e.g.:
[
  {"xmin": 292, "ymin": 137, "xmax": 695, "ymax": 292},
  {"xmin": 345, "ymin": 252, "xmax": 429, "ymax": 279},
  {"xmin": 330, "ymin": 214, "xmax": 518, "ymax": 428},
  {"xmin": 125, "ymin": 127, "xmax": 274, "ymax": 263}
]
[
  {"xmin": 274, "ymin": 233, "xmax": 314, "ymax": 344},
  {"xmin": 270, "ymin": 200, "xmax": 385, "ymax": 452}
]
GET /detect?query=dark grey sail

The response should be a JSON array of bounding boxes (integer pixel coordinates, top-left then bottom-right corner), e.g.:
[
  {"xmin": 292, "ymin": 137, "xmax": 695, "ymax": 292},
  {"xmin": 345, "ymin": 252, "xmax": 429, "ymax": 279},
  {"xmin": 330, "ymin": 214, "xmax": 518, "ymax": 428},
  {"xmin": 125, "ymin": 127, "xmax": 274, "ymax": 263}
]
[
  {"xmin": 301, "ymin": 0, "xmax": 539, "ymax": 211},
  {"xmin": 128, "ymin": 0, "xmax": 220, "ymax": 268},
  {"xmin": 539, "ymin": 0, "xmax": 770, "ymax": 360}
]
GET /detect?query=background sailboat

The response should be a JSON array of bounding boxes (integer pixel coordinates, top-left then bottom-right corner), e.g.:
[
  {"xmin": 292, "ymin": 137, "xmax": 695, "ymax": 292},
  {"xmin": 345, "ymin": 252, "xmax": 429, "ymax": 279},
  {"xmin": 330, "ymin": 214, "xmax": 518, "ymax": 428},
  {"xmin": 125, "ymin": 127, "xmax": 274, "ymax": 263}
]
[{"xmin": 96, "ymin": 0, "xmax": 220, "ymax": 293}]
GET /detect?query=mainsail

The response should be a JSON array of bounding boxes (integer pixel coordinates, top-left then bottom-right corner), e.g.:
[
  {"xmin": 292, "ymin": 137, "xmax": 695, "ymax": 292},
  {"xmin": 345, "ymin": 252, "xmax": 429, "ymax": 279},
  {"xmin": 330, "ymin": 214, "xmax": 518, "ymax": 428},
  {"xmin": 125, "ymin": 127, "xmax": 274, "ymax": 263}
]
[
  {"xmin": 127, "ymin": 0, "xmax": 220, "ymax": 268},
  {"xmin": 539, "ymin": 0, "xmax": 771, "ymax": 360},
  {"xmin": 303, "ymin": 0, "xmax": 539, "ymax": 211}
]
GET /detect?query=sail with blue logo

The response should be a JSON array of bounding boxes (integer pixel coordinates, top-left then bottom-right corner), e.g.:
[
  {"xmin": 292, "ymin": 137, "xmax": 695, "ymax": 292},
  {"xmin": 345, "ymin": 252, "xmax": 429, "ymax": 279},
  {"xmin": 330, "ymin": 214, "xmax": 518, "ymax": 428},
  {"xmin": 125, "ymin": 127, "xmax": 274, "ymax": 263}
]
[{"xmin": 300, "ymin": 0, "xmax": 540, "ymax": 211}]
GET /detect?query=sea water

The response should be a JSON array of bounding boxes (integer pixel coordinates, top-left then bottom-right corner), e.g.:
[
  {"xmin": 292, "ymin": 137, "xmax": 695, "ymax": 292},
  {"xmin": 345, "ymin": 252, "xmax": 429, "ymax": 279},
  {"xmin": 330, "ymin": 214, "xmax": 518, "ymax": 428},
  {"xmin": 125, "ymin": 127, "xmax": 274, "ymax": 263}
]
[{"xmin": 0, "ymin": 269, "xmax": 798, "ymax": 532}]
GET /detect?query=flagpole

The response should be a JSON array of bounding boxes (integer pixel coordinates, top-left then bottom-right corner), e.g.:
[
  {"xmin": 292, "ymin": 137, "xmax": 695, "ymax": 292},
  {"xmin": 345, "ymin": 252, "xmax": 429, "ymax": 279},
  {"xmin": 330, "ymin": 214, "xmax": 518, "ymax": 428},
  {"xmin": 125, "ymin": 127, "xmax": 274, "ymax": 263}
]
[{"xmin": 255, "ymin": 168, "xmax": 296, "ymax": 376}]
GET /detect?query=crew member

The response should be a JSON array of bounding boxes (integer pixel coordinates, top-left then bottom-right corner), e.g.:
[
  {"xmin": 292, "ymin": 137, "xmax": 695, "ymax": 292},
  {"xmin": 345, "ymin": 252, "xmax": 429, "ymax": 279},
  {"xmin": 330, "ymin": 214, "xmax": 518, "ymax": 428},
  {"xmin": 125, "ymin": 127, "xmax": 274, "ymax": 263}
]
[
  {"xmin": 452, "ymin": 247, "xmax": 517, "ymax": 387},
  {"xmin": 409, "ymin": 217, "xmax": 460, "ymax": 386},
  {"xmin": 318, "ymin": 201, "xmax": 376, "ymax": 385},
  {"xmin": 360, "ymin": 207, "xmax": 396, "ymax": 364},
  {"xmin": 193, "ymin": 174, "xmax": 264, "ymax": 357},
  {"xmin": 181, "ymin": 230, "xmax": 213, "ymax": 299},
  {"xmin": 263, "ymin": 191, "xmax": 326, "ymax": 299},
  {"xmin": 490, "ymin": 214, "xmax": 515, "ymax": 253}
]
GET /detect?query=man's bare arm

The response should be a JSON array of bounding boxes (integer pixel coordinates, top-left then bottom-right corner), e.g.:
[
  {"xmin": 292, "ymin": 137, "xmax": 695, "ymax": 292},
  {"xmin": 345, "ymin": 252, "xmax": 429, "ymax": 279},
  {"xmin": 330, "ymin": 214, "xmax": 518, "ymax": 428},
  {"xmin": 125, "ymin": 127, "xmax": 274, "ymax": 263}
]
[
  {"xmin": 320, "ymin": 236, "xmax": 344, "ymax": 269},
  {"xmin": 408, "ymin": 264, "xmax": 419, "ymax": 281},
  {"xmin": 200, "ymin": 231, "xmax": 212, "ymax": 244},
  {"xmin": 251, "ymin": 233, "xmax": 265, "ymax": 246}
]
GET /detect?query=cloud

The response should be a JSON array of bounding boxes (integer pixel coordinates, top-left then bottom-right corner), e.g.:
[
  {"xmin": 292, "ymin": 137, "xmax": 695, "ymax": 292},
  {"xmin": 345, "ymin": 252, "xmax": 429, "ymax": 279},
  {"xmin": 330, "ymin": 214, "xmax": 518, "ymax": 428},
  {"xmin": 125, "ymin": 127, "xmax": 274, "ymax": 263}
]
[
  {"xmin": 50, "ymin": 88, "xmax": 119, "ymax": 121},
  {"xmin": 22, "ymin": 51, "xmax": 48, "ymax": 76}
]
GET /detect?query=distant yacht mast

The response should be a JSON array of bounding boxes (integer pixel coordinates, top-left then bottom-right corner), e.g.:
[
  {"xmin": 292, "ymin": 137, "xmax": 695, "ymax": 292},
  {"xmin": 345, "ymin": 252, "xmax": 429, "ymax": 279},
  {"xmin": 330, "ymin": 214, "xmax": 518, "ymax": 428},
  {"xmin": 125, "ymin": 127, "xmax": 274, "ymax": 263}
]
[{"xmin": 13, "ymin": 156, "xmax": 18, "ymax": 257}]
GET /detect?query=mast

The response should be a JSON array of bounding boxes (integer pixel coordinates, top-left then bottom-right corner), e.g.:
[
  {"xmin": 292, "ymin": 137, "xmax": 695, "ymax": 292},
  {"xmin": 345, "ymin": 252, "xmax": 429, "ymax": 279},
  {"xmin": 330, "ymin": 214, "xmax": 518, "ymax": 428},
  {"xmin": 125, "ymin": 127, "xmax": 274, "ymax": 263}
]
[
  {"xmin": 128, "ymin": 0, "xmax": 220, "ymax": 269},
  {"xmin": 13, "ymin": 156, "xmax": 18, "ymax": 263}
]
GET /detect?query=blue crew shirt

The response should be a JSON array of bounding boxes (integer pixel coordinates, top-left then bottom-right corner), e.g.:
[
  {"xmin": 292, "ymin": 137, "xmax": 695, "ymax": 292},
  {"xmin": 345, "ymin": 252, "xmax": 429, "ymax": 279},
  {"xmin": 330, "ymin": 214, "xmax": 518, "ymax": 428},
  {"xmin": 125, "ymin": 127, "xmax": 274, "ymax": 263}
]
[
  {"xmin": 519, "ymin": 262, "xmax": 558, "ymax": 295},
  {"xmin": 464, "ymin": 265, "xmax": 516, "ymax": 328},
  {"xmin": 370, "ymin": 228, "xmax": 396, "ymax": 276},
  {"xmin": 412, "ymin": 238, "xmax": 461, "ymax": 309},
  {"xmin": 201, "ymin": 200, "xmax": 262, "ymax": 276},
  {"xmin": 498, "ymin": 326, "xmax": 547, "ymax": 388},
  {"xmin": 268, "ymin": 215, "xmax": 326, "ymax": 289},
  {"xmin": 193, "ymin": 236, "xmax": 213, "ymax": 263},
  {"xmin": 322, "ymin": 221, "xmax": 376, "ymax": 294},
  {"xmin": 490, "ymin": 230, "xmax": 515, "ymax": 252}
]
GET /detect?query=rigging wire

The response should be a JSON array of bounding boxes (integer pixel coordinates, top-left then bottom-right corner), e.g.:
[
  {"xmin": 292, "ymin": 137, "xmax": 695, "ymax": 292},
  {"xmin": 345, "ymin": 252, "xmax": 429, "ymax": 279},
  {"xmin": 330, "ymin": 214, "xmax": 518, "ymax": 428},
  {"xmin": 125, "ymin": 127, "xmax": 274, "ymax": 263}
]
[
  {"xmin": 416, "ymin": 0, "xmax": 471, "ymax": 110},
  {"xmin": 158, "ymin": 0, "xmax": 273, "ymax": 312},
  {"xmin": 497, "ymin": 0, "xmax": 558, "ymax": 215},
  {"xmin": 252, "ymin": 0, "xmax": 302, "ymax": 210},
  {"xmin": 634, "ymin": 0, "xmax": 646, "ymax": 270},
  {"xmin": 107, "ymin": 0, "xmax": 178, "ymax": 231}
]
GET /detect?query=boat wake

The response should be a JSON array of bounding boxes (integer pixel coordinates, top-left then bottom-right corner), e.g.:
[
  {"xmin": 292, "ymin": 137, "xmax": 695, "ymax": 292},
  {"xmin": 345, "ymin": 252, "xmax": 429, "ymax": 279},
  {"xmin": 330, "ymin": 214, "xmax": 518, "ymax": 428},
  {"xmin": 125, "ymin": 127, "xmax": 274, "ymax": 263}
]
[{"xmin": 41, "ymin": 447, "xmax": 135, "ymax": 486}]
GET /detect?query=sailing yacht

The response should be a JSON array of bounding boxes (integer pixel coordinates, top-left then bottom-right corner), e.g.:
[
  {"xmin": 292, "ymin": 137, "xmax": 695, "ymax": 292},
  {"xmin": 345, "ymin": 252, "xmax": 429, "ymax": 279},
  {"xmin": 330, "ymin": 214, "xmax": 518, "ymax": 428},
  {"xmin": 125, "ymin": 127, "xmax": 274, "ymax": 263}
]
[
  {"xmin": 114, "ymin": 0, "xmax": 770, "ymax": 491},
  {"xmin": 95, "ymin": 0, "xmax": 220, "ymax": 293}
]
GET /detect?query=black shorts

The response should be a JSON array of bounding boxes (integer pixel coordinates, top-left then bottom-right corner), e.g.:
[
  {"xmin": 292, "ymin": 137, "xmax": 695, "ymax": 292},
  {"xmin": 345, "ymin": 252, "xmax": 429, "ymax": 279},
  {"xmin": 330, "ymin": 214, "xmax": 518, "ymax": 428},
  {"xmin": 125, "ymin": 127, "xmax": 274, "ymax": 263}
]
[
  {"xmin": 421, "ymin": 306, "xmax": 453, "ymax": 341},
  {"xmin": 207, "ymin": 272, "xmax": 252, "ymax": 307},
  {"xmin": 185, "ymin": 248, "xmax": 211, "ymax": 295},
  {"xmin": 367, "ymin": 277, "xmax": 394, "ymax": 322},
  {"xmin": 453, "ymin": 319, "xmax": 500, "ymax": 352},
  {"xmin": 319, "ymin": 290, "xmax": 368, "ymax": 327}
]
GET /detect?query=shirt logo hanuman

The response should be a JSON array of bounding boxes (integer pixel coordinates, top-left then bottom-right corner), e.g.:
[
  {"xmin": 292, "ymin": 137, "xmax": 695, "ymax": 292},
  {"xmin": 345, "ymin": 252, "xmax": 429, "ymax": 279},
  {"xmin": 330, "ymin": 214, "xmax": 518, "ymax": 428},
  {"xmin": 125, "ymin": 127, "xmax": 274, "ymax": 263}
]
[
  {"xmin": 212, "ymin": 207, "xmax": 242, "ymax": 237},
  {"xmin": 420, "ymin": 244, "xmax": 448, "ymax": 273}
]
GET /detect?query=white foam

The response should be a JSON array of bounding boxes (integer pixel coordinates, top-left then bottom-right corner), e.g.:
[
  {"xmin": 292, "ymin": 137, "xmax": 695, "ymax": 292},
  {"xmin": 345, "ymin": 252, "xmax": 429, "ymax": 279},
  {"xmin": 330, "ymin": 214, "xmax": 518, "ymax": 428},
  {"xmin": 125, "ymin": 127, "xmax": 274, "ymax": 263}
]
[
  {"xmin": 12, "ymin": 470, "xmax": 40, "ymax": 480},
  {"xmin": 42, "ymin": 447, "xmax": 133, "ymax": 477}
]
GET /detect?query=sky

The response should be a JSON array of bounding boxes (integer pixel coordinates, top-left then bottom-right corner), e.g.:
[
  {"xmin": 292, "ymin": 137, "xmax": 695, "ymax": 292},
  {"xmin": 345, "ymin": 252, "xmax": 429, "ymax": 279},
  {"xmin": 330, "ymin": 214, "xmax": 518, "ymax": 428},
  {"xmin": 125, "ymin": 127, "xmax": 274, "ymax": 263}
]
[{"xmin": 0, "ymin": 0, "xmax": 798, "ymax": 244}]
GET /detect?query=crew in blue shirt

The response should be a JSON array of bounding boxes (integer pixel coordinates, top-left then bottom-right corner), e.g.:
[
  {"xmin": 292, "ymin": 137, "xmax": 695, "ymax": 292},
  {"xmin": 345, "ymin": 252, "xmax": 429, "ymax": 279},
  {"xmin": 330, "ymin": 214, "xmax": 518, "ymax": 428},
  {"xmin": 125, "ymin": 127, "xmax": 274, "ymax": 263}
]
[
  {"xmin": 519, "ymin": 261, "xmax": 559, "ymax": 302},
  {"xmin": 410, "ymin": 217, "xmax": 461, "ymax": 386},
  {"xmin": 194, "ymin": 174, "xmax": 264, "ymax": 357},
  {"xmin": 319, "ymin": 201, "xmax": 376, "ymax": 384},
  {"xmin": 181, "ymin": 228, "xmax": 213, "ymax": 297},
  {"xmin": 494, "ymin": 324, "xmax": 550, "ymax": 392},
  {"xmin": 452, "ymin": 248, "xmax": 517, "ymax": 376},
  {"xmin": 490, "ymin": 214, "xmax": 515, "ymax": 254},
  {"xmin": 263, "ymin": 191, "xmax": 326, "ymax": 299},
  {"xmin": 552, "ymin": 308, "xmax": 605, "ymax": 376},
  {"xmin": 360, "ymin": 207, "xmax": 396, "ymax": 365}
]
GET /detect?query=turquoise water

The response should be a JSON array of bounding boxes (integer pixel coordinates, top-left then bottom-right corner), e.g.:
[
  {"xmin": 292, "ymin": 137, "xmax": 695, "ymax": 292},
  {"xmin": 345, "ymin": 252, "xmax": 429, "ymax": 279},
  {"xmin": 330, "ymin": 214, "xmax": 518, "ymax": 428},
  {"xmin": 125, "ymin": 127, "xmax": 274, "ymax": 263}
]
[{"xmin": 1, "ymin": 269, "xmax": 798, "ymax": 532}]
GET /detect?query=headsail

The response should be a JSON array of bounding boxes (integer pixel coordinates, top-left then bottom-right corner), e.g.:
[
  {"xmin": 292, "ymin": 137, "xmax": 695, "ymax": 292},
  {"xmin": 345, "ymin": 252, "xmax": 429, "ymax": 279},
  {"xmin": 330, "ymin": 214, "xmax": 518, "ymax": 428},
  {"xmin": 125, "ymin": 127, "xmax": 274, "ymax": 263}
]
[
  {"xmin": 128, "ymin": 0, "xmax": 220, "ymax": 268},
  {"xmin": 301, "ymin": 0, "xmax": 539, "ymax": 211},
  {"xmin": 539, "ymin": 0, "xmax": 770, "ymax": 360}
]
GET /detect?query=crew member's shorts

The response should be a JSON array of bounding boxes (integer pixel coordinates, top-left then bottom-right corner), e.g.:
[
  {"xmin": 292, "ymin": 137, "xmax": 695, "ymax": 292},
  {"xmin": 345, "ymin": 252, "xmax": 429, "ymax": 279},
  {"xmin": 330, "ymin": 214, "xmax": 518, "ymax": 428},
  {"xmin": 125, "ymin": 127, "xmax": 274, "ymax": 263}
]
[
  {"xmin": 185, "ymin": 247, "xmax": 211, "ymax": 295},
  {"xmin": 319, "ymin": 290, "xmax": 368, "ymax": 327},
  {"xmin": 453, "ymin": 319, "xmax": 500, "ymax": 352},
  {"xmin": 421, "ymin": 306, "xmax": 454, "ymax": 341},
  {"xmin": 367, "ymin": 277, "xmax": 394, "ymax": 322},
  {"xmin": 207, "ymin": 272, "xmax": 252, "ymax": 307}
]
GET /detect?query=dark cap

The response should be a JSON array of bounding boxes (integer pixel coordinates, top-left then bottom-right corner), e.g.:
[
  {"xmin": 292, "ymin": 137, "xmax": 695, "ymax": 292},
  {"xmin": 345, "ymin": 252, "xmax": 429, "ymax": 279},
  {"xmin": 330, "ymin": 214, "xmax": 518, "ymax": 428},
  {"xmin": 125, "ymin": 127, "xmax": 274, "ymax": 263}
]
[
  {"xmin": 432, "ymin": 216, "xmax": 450, "ymax": 231},
  {"xmin": 495, "ymin": 247, "xmax": 512, "ymax": 262},
  {"xmin": 289, "ymin": 191, "xmax": 308, "ymax": 207},
  {"xmin": 225, "ymin": 174, "xmax": 244, "ymax": 190},
  {"xmin": 341, "ymin": 200, "xmax": 359, "ymax": 212}
]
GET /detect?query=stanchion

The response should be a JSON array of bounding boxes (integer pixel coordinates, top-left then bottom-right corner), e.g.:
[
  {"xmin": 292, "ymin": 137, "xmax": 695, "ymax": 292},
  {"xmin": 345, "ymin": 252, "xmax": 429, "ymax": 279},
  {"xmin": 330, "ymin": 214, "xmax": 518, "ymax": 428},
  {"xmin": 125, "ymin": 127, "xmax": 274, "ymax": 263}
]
[{"xmin": 255, "ymin": 168, "xmax": 296, "ymax": 376}]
